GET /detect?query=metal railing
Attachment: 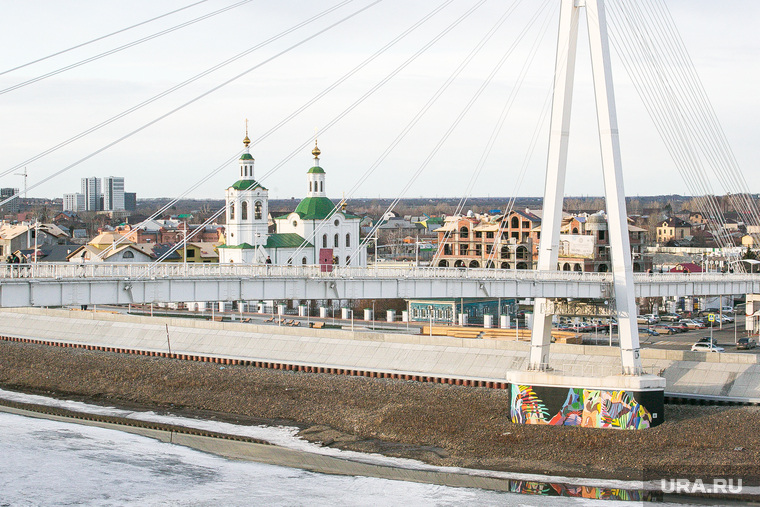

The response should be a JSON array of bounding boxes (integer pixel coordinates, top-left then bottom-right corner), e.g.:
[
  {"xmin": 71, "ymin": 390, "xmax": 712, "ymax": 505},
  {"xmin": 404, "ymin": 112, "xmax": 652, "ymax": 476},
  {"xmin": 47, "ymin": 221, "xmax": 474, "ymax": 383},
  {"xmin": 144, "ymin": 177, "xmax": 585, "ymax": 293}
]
[
  {"xmin": 0, "ymin": 262, "xmax": 758, "ymax": 286},
  {"xmin": 0, "ymin": 262, "xmax": 612, "ymax": 283}
]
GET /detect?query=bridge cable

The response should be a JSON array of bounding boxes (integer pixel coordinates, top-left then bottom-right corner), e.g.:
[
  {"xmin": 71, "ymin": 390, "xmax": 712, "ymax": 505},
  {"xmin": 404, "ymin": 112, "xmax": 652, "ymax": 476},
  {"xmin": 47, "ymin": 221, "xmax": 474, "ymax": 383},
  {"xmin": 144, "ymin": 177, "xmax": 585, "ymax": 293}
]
[
  {"xmin": 605, "ymin": 2, "xmax": 736, "ymax": 259},
  {"xmin": 1, "ymin": 0, "xmax": 358, "ymax": 180},
  {"xmin": 0, "ymin": 0, "xmax": 385, "ymax": 212},
  {"xmin": 141, "ymin": 0, "xmax": 494, "ymax": 271},
  {"xmin": 433, "ymin": 3, "xmax": 556, "ymax": 270},
  {"xmin": 350, "ymin": 0, "xmax": 554, "ymax": 264},
  {"xmin": 606, "ymin": 1, "xmax": 748, "ymax": 267},
  {"xmin": 0, "ymin": 0, "xmax": 208, "ymax": 76},
  {"xmin": 0, "ymin": 0, "xmax": 255, "ymax": 96},
  {"xmin": 286, "ymin": 0, "xmax": 533, "ymax": 265},
  {"xmin": 95, "ymin": 0, "xmax": 454, "ymax": 261}
]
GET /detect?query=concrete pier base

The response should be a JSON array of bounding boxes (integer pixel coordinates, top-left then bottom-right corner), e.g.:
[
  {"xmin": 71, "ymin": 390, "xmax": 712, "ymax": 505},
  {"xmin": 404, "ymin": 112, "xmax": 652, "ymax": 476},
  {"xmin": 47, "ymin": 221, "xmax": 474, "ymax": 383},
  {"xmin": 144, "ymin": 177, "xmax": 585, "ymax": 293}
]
[{"xmin": 506, "ymin": 371, "xmax": 665, "ymax": 429}]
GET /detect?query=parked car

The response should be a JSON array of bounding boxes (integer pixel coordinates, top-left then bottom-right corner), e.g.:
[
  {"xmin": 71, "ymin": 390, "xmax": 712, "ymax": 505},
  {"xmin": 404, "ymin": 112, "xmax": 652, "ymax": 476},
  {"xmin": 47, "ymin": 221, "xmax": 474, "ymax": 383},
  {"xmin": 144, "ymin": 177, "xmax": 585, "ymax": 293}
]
[
  {"xmin": 643, "ymin": 314, "xmax": 660, "ymax": 323},
  {"xmin": 691, "ymin": 342, "xmax": 724, "ymax": 353},
  {"xmin": 698, "ymin": 336, "xmax": 719, "ymax": 346},
  {"xmin": 659, "ymin": 313, "xmax": 682, "ymax": 322},
  {"xmin": 653, "ymin": 324, "xmax": 678, "ymax": 335},
  {"xmin": 720, "ymin": 314, "xmax": 734, "ymax": 323},
  {"xmin": 669, "ymin": 322, "xmax": 689, "ymax": 333},
  {"xmin": 737, "ymin": 338, "xmax": 757, "ymax": 350},
  {"xmin": 639, "ymin": 328, "xmax": 660, "ymax": 336},
  {"xmin": 636, "ymin": 315, "xmax": 655, "ymax": 325},
  {"xmin": 679, "ymin": 319, "xmax": 706, "ymax": 330}
]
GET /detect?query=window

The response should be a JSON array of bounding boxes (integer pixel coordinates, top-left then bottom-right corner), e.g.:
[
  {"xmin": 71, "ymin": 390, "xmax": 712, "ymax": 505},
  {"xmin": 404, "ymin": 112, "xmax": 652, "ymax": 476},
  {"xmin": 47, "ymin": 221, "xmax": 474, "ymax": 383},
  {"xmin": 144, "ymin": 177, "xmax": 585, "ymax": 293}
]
[
  {"xmin": 598, "ymin": 230, "xmax": 606, "ymax": 241},
  {"xmin": 322, "ymin": 234, "xmax": 327, "ymax": 248},
  {"xmin": 522, "ymin": 221, "xmax": 529, "ymax": 228},
  {"xmin": 345, "ymin": 233, "xmax": 350, "ymax": 247},
  {"xmin": 241, "ymin": 201, "xmax": 248, "ymax": 220},
  {"xmin": 459, "ymin": 226, "xmax": 469, "ymax": 239},
  {"xmin": 309, "ymin": 181, "xmax": 312, "ymax": 192},
  {"xmin": 292, "ymin": 220, "xmax": 297, "ymax": 227},
  {"xmin": 475, "ymin": 231, "xmax": 482, "ymax": 238},
  {"xmin": 187, "ymin": 250, "xmax": 195, "ymax": 258},
  {"xmin": 475, "ymin": 244, "xmax": 482, "ymax": 256},
  {"xmin": 444, "ymin": 244, "xmax": 452, "ymax": 255},
  {"xmin": 486, "ymin": 231, "xmax": 494, "ymax": 239},
  {"xmin": 486, "ymin": 245, "xmax": 492, "ymax": 254},
  {"xmin": 254, "ymin": 201, "xmax": 262, "ymax": 220},
  {"xmin": 122, "ymin": 251, "xmax": 134, "ymax": 259},
  {"xmin": 229, "ymin": 203, "xmax": 235, "ymax": 220},
  {"xmin": 459, "ymin": 244, "xmax": 468, "ymax": 255},
  {"xmin": 511, "ymin": 216, "xmax": 519, "ymax": 228},
  {"xmin": 302, "ymin": 257, "xmax": 307, "ymax": 265},
  {"xmin": 334, "ymin": 233, "xmax": 339, "ymax": 248},
  {"xmin": 334, "ymin": 219, "xmax": 339, "ymax": 226},
  {"xmin": 320, "ymin": 181, "xmax": 323, "ymax": 192},
  {"xmin": 345, "ymin": 256, "xmax": 350, "ymax": 265}
]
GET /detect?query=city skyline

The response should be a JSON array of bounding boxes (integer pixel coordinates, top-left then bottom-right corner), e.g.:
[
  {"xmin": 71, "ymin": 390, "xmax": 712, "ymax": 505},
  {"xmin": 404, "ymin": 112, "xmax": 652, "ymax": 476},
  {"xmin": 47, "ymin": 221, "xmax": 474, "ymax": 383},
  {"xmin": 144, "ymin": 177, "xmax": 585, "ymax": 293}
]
[{"xmin": 1, "ymin": 1, "xmax": 758, "ymax": 202}]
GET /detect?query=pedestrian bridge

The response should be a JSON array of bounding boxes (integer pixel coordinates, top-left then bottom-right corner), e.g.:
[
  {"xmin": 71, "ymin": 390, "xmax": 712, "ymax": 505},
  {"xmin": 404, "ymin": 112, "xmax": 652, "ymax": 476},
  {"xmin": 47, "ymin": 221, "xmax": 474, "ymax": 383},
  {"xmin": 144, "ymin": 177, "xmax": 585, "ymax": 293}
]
[{"xmin": 0, "ymin": 262, "xmax": 756, "ymax": 308}]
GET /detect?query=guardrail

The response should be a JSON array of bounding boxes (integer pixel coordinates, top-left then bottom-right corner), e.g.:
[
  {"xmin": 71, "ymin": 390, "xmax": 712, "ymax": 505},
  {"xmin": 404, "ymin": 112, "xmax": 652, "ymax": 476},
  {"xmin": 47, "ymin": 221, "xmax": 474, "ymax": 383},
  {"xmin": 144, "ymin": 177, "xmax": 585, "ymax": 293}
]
[
  {"xmin": 0, "ymin": 262, "xmax": 758, "ymax": 288},
  {"xmin": 0, "ymin": 262, "xmax": 612, "ymax": 283}
]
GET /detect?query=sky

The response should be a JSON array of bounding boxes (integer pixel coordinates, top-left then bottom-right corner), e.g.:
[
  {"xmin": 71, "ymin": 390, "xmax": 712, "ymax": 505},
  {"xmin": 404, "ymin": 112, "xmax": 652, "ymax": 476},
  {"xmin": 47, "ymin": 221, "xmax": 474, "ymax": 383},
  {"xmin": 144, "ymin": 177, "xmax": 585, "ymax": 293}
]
[{"xmin": 1, "ymin": 0, "xmax": 758, "ymax": 204}]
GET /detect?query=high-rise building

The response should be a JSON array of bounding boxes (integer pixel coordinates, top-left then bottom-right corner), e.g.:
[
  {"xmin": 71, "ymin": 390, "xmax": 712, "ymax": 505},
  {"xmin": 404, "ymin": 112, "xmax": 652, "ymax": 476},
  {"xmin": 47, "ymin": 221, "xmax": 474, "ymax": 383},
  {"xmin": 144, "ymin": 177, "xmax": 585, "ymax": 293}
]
[
  {"xmin": 81, "ymin": 177, "xmax": 101, "ymax": 211},
  {"xmin": 124, "ymin": 192, "xmax": 137, "ymax": 212},
  {"xmin": 63, "ymin": 193, "xmax": 85, "ymax": 212},
  {"xmin": 103, "ymin": 176, "xmax": 125, "ymax": 211},
  {"xmin": 0, "ymin": 188, "xmax": 20, "ymax": 215}
]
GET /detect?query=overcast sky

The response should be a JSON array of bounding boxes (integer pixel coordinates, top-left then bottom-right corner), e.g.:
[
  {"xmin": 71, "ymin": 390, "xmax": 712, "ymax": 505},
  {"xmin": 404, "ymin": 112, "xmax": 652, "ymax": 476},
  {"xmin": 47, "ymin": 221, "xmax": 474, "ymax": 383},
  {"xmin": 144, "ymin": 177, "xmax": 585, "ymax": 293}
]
[{"xmin": 1, "ymin": 0, "xmax": 758, "ymax": 204}]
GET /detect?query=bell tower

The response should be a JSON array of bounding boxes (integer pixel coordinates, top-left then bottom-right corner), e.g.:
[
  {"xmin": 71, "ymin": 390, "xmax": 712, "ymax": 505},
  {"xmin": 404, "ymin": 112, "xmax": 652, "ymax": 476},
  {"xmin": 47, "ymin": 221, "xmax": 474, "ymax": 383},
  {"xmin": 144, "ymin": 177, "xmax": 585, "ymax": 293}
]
[{"xmin": 225, "ymin": 123, "xmax": 269, "ymax": 254}]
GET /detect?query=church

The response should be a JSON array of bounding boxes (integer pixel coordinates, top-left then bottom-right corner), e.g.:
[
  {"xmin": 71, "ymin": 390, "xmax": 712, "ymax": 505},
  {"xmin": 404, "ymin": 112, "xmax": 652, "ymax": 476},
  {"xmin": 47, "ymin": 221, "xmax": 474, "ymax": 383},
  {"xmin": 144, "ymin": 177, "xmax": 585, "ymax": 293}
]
[{"xmin": 218, "ymin": 132, "xmax": 366, "ymax": 267}]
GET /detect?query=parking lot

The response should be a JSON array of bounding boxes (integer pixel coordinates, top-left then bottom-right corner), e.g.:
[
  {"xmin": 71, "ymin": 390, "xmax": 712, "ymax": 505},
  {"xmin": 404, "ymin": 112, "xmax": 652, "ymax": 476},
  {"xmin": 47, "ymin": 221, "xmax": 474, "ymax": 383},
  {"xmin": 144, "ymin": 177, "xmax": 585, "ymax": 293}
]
[{"xmin": 638, "ymin": 320, "xmax": 759, "ymax": 353}]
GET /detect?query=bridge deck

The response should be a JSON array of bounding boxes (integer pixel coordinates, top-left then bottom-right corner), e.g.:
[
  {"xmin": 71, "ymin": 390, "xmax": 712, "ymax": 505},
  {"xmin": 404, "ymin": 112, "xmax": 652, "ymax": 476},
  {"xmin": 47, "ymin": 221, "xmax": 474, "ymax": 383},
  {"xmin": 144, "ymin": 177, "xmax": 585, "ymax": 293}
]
[{"xmin": 0, "ymin": 263, "xmax": 757, "ymax": 307}]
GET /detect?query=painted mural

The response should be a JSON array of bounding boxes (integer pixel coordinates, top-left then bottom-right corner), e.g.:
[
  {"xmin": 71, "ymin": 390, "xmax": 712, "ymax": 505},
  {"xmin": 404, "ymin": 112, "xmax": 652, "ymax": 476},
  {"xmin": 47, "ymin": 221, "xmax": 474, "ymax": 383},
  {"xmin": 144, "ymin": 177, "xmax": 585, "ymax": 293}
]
[
  {"xmin": 510, "ymin": 385, "xmax": 653, "ymax": 429},
  {"xmin": 509, "ymin": 481, "xmax": 656, "ymax": 501}
]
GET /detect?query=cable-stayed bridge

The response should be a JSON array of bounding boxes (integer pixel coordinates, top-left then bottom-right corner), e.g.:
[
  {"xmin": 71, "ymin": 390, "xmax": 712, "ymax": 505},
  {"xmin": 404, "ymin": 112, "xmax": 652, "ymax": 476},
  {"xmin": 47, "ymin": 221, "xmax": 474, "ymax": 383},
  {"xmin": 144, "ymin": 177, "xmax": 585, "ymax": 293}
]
[
  {"xmin": 0, "ymin": 262, "xmax": 756, "ymax": 308},
  {"xmin": 4, "ymin": 0, "xmax": 760, "ymax": 417}
]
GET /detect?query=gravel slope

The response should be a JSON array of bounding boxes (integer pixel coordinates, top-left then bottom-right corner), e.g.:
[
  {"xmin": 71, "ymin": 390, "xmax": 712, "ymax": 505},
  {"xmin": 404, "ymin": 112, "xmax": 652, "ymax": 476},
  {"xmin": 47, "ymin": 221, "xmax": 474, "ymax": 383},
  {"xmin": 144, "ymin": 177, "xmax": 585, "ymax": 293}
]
[{"xmin": 1, "ymin": 340, "xmax": 758, "ymax": 481}]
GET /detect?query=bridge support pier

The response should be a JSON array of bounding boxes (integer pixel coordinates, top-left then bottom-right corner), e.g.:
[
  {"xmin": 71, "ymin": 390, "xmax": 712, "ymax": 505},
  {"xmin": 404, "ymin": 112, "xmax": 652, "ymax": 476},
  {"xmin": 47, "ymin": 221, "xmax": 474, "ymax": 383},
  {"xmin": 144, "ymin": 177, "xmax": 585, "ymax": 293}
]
[
  {"xmin": 507, "ymin": 370, "xmax": 664, "ymax": 428},
  {"xmin": 529, "ymin": 0, "xmax": 641, "ymax": 375}
]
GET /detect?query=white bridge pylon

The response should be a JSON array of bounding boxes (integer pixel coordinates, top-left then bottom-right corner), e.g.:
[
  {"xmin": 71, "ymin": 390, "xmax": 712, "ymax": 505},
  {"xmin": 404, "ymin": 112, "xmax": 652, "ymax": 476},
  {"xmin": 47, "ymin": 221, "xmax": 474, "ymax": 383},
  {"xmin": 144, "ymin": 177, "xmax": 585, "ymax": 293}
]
[{"xmin": 530, "ymin": 0, "xmax": 641, "ymax": 375}]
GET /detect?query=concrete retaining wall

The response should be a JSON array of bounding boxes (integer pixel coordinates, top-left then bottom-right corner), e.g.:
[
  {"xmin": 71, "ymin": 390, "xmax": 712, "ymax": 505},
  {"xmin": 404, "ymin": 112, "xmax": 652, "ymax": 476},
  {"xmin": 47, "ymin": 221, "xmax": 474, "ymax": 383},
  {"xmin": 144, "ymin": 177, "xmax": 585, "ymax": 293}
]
[{"xmin": 1, "ymin": 308, "xmax": 758, "ymax": 399}]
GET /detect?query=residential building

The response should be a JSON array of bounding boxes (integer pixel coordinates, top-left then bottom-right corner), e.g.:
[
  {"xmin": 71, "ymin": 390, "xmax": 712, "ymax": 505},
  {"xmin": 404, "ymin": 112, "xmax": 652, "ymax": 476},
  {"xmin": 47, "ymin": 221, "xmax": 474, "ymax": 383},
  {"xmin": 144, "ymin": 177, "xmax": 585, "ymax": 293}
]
[
  {"xmin": 656, "ymin": 217, "xmax": 691, "ymax": 244},
  {"xmin": 434, "ymin": 209, "xmax": 541, "ymax": 269},
  {"xmin": 67, "ymin": 231, "xmax": 154, "ymax": 263},
  {"xmin": 124, "ymin": 192, "xmax": 137, "ymax": 211},
  {"xmin": 434, "ymin": 209, "xmax": 650, "ymax": 273},
  {"xmin": 103, "ymin": 176, "xmax": 125, "ymax": 211},
  {"xmin": 81, "ymin": 177, "xmax": 101, "ymax": 211},
  {"xmin": 0, "ymin": 188, "xmax": 20, "ymax": 215},
  {"xmin": 63, "ymin": 193, "xmax": 85, "ymax": 212}
]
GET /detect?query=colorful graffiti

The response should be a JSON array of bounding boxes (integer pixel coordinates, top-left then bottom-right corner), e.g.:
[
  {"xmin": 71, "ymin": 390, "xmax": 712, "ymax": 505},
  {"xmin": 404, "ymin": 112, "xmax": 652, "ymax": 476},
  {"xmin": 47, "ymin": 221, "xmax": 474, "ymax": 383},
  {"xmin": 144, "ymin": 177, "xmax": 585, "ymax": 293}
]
[
  {"xmin": 509, "ymin": 481, "xmax": 656, "ymax": 501},
  {"xmin": 511, "ymin": 385, "xmax": 652, "ymax": 429}
]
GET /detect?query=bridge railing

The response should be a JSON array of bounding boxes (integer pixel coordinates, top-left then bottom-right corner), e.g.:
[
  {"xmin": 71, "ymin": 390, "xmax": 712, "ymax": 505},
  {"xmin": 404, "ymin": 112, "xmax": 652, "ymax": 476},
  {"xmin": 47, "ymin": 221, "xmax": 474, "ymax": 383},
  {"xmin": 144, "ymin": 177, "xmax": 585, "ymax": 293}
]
[
  {"xmin": 0, "ymin": 262, "xmax": 616, "ymax": 283},
  {"xmin": 0, "ymin": 262, "xmax": 757, "ymax": 285}
]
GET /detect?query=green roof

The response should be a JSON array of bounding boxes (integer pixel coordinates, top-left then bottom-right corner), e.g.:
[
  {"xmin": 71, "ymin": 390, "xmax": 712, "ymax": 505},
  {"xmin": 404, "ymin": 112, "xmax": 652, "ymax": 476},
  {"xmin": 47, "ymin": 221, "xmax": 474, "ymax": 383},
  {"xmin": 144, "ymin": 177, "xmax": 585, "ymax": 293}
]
[
  {"xmin": 240, "ymin": 153, "xmax": 253, "ymax": 160},
  {"xmin": 264, "ymin": 233, "xmax": 312, "ymax": 249},
  {"xmin": 306, "ymin": 166, "xmax": 325, "ymax": 174},
  {"xmin": 230, "ymin": 179, "xmax": 267, "ymax": 191},
  {"xmin": 293, "ymin": 196, "xmax": 336, "ymax": 220},
  {"xmin": 217, "ymin": 242, "xmax": 254, "ymax": 249}
]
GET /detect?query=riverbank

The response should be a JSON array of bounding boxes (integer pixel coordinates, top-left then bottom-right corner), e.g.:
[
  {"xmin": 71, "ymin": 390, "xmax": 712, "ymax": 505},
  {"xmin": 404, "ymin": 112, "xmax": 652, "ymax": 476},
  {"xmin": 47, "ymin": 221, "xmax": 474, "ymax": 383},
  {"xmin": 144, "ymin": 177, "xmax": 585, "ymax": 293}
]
[{"xmin": 1, "ymin": 340, "xmax": 758, "ymax": 482}]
